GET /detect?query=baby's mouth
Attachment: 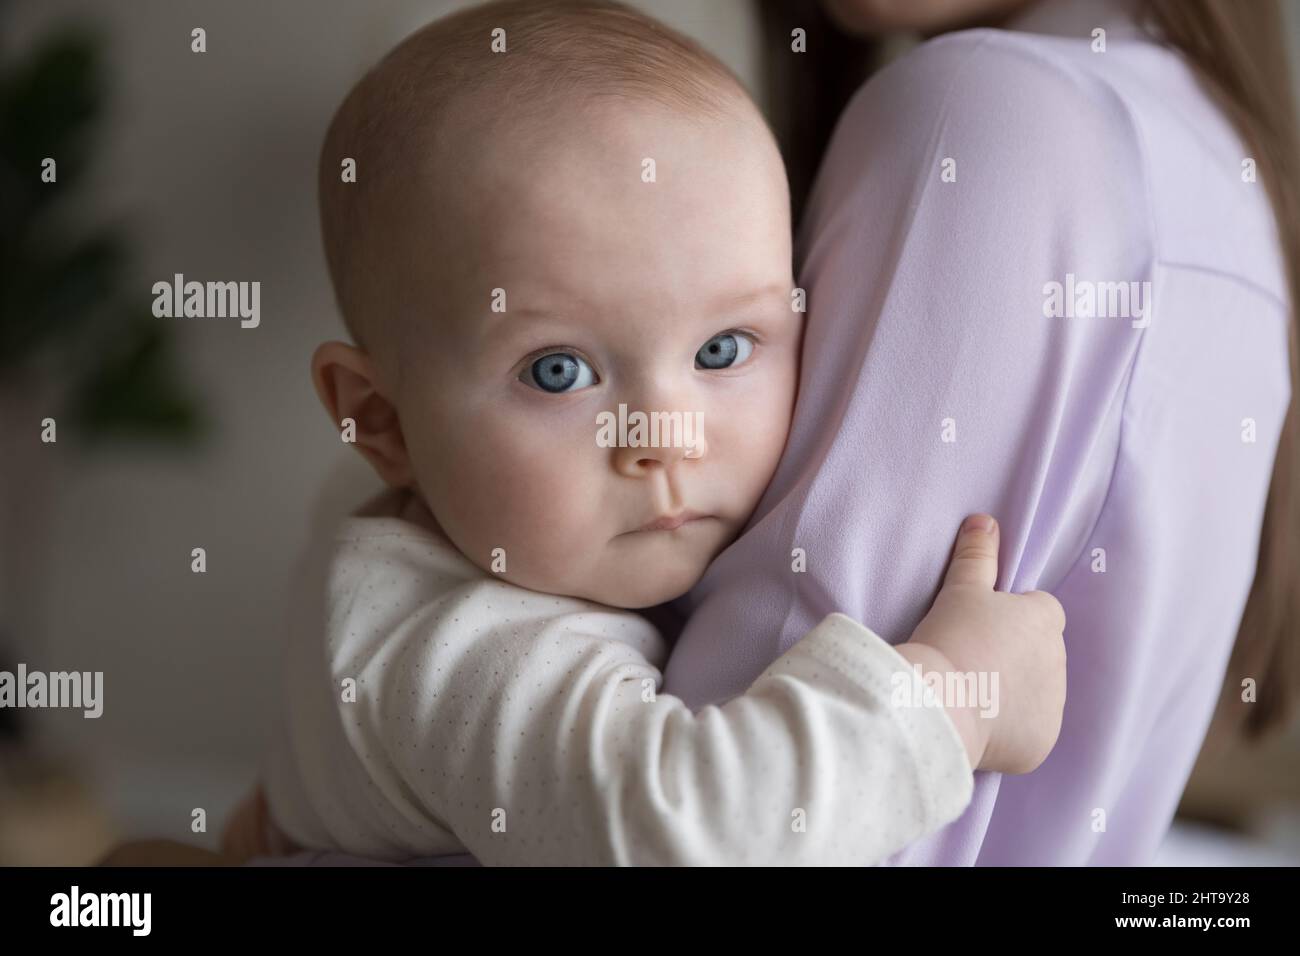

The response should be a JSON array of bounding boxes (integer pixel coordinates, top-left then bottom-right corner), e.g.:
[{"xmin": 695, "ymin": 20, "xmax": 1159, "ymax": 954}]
[{"xmin": 634, "ymin": 510, "xmax": 711, "ymax": 533}]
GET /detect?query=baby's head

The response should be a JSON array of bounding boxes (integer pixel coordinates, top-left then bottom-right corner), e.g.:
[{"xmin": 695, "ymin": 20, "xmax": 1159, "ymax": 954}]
[{"xmin": 312, "ymin": 0, "xmax": 801, "ymax": 608}]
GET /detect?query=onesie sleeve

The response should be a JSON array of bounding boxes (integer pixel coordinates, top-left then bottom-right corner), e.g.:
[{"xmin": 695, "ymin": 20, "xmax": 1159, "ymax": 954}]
[{"xmin": 306, "ymin": 531, "xmax": 973, "ymax": 865}]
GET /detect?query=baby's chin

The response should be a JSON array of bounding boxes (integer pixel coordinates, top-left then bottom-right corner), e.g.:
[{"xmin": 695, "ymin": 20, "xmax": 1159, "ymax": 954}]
[
  {"xmin": 585, "ymin": 572, "xmax": 702, "ymax": 610},
  {"xmin": 495, "ymin": 519, "xmax": 737, "ymax": 609},
  {"xmin": 581, "ymin": 530, "xmax": 727, "ymax": 609}
]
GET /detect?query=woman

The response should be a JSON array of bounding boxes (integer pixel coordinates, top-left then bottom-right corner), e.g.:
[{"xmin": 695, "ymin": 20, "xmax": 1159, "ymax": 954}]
[{"xmin": 662, "ymin": 0, "xmax": 1297, "ymax": 864}]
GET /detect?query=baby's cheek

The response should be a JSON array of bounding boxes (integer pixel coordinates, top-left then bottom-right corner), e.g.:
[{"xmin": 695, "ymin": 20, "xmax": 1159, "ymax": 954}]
[
  {"xmin": 714, "ymin": 385, "xmax": 791, "ymax": 488},
  {"xmin": 467, "ymin": 427, "xmax": 606, "ymax": 577},
  {"xmin": 496, "ymin": 476, "xmax": 610, "ymax": 593}
]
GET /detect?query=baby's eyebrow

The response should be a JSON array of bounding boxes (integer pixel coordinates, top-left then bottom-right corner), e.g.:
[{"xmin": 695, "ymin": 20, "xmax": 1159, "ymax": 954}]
[
  {"xmin": 478, "ymin": 281, "xmax": 793, "ymax": 349},
  {"xmin": 478, "ymin": 305, "xmax": 586, "ymax": 351},
  {"xmin": 709, "ymin": 282, "xmax": 791, "ymax": 313}
]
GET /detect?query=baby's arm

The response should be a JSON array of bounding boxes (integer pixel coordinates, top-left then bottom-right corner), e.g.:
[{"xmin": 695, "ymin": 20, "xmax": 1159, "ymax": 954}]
[
  {"xmin": 341, "ymin": 616, "xmax": 969, "ymax": 866},
  {"xmin": 235, "ymin": 619, "xmax": 961, "ymax": 866},
  {"xmin": 228, "ymin": 614, "xmax": 965, "ymax": 866},
  {"xmin": 258, "ymin": 514, "xmax": 1062, "ymax": 866}
]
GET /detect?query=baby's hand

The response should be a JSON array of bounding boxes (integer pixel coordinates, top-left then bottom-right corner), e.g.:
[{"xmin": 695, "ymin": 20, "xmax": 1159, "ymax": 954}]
[
  {"xmin": 897, "ymin": 514, "xmax": 1066, "ymax": 775},
  {"xmin": 220, "ymin": 785, "xmax": 299, "ymax": 862},
  {"xmin": 220, "ymin": 786, "xmax": 270, "ymax": 863}
]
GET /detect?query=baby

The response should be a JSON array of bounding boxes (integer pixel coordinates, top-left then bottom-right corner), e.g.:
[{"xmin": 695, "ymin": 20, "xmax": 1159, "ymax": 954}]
[{"xmin": 223, "ymin": 0, "xmax": 1066, "ymax": 866}]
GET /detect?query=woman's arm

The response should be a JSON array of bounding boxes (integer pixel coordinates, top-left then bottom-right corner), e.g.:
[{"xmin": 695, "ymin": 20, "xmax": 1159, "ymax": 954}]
[{"xmin": 794, "ymin": 29, "xmax": 1147, "ymax": 605}]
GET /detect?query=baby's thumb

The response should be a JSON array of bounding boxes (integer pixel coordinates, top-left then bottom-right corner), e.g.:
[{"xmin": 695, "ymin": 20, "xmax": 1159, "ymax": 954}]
[{"xmin": 943, "ymin": 514, "xmax": 1000, "ymax": 589}]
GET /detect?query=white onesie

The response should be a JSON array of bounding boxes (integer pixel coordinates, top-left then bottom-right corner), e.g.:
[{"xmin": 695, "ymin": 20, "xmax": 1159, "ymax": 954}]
[{"xmin": 263, "ymin": 485, "xmax": 974, "ymax": 865}]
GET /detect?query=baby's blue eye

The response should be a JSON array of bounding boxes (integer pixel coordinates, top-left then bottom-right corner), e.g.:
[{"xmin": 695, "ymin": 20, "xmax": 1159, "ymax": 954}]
[
  {"xmin": 524, "ymin": 352, "xmax": 597, "ymax": 393},
  {"xmin": 696, "ymin": 332, "xmax": 754, "ymax": 370}
]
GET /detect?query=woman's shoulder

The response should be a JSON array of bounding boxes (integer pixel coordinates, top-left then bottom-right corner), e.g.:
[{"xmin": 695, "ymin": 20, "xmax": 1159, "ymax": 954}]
[
  {"xmin": 856, "ymin": 27, "xmax": 1148, "ymax": 162},
  {"xmin": 810, "ymin": 26, "xmax": 1154, "ymax": 257},
  {"xmin": 867, "ymin": 26, "xmax": 1286, "ymax": 308}
]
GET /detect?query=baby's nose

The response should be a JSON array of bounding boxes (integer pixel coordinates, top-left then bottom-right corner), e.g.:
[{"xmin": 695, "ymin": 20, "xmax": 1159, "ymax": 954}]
[{"xmin": 601, "ymin": 407, "xmax": 707, "ymax": 478}]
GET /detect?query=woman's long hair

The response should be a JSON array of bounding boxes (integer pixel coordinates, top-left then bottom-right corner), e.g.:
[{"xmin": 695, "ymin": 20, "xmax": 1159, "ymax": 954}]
[
  {"xmin": 1143, "ymin": 0, "xmax": 1300, "ymax": 741},
  {"xmin": 760, "ymin": 0, "xmax": 1300, "ymax": 739}
]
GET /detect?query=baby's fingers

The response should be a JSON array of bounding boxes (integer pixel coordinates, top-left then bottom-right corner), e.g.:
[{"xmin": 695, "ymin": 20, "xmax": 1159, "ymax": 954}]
[
  {"xmin": 1021, "ymin": 589, "xmax": 1067, "ymax": 634},
  {"xmin": 942, "ymin": 514, "xmax": 1000, "ymax": 589}
]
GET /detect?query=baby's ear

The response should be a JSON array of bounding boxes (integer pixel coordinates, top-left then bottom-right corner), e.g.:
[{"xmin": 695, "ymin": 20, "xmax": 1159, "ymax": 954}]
[{"xmin": 310, "ymin": 341, "xmax": 414, "ymax": 489}]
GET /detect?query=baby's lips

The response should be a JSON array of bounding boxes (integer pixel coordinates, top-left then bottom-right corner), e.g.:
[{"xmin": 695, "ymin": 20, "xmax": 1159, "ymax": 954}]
[{"xmin": 636, "ymin": 509, "xmax": 710, "ymax": 532}]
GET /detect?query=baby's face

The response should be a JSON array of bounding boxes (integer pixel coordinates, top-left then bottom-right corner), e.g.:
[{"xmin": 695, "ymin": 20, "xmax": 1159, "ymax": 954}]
[{"xmin": 398, "ymin": 96, "xmax": 800, "ymax": 607}]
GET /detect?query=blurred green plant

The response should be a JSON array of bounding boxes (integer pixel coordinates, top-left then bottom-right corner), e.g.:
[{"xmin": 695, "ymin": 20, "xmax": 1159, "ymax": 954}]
[{"xmin": 0, "ymin": 21, "xmax": 207, "ymax": 447}]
